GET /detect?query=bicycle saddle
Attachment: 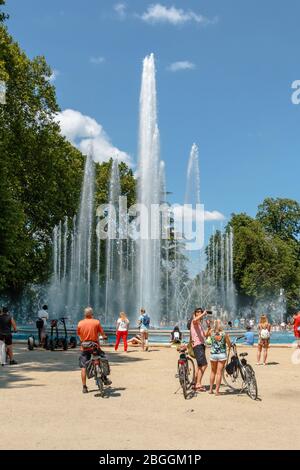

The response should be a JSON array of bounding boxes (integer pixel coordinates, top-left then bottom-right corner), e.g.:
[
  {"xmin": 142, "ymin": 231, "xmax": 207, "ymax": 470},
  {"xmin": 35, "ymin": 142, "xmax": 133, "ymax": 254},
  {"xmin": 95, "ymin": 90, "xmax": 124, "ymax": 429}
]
[{"xmin": 239, "ymin": 352, "xmax": 248, "ymax": 357}]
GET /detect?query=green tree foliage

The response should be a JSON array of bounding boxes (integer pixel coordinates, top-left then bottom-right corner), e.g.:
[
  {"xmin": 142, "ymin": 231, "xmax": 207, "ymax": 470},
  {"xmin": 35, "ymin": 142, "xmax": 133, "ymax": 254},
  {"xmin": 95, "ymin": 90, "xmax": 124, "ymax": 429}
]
[
  {"xmin": 0, "ymin": 16, "xmax": 84, "ymax": 292},
  {"xmin": 206, "ymin": 199, "xmax": 300, "ymax": 313},
  {"xmin": 0, "ymin": 0, "xmax": 8, "ymax": 24},
  {"xmin": 257, "ymin": 197, "xmax": 300, "ymax": 241},
  {"xmin": 230, "ymin": 200, "xmax": 300, "ymax": 313},
  {"xmin": 95, "ymin": 159, "xmax": 136, "ymax": 208}
]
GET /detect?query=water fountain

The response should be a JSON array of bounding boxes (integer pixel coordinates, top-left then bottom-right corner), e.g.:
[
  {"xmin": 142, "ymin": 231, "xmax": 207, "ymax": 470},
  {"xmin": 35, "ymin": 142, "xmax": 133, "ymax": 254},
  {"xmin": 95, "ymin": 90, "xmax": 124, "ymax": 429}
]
[
  {"xmin": 136, "ymin": 53, "xmax": 162, "ymax": 325},
  {"xmin": 44, "ymin": 53, "xmax": 238, "ymax": 326}
]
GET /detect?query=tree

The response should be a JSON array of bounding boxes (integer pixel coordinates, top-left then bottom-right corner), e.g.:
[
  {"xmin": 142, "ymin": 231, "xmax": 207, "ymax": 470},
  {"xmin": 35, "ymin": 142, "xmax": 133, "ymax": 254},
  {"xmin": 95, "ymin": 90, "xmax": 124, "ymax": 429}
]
[
  {"xmin": 0, "ymin": 19, "xmax": 84, "ymax": 293},
  {"xmin": 230, "ymin": 212, "xmax": 300, "ymax": 313},
  {"xmin": 94, "ymin": 159, "xmax": 136, "ymax": 208},
  {"xmin": 257, "ymin": 198, "xmax": 300, "ymax": 242},
  {"xmin": 0, "ymin": 0, "xmax": 8, "ymax": 24}
]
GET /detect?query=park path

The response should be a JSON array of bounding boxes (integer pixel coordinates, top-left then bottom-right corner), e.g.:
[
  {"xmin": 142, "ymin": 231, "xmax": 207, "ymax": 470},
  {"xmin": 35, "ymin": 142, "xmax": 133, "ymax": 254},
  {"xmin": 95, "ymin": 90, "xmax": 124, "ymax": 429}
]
[{"xmin": 0, "ymin": 345, "xmax": 299, "ymax": 449}]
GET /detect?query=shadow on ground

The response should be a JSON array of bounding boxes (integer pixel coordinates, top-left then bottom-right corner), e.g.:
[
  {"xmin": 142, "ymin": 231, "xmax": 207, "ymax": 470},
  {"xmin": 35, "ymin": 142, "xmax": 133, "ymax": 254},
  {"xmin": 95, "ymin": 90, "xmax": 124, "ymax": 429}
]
[{"xmin": 0, "ymin": 345, "xmax": 147, "ymax": 390}]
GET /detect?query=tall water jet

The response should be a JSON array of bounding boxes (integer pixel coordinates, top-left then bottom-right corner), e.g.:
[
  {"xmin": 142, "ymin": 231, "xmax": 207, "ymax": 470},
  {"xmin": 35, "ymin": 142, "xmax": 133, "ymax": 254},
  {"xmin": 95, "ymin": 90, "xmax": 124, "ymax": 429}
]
[
  {"xmin": 105, "ymin": 159, "xmax": 121, "ymax": 323},
  {"xmin": 184, "ymin": 143, "xmax": 202, "ymax": 306},
  {"xmin": 159, "ymin": 161, "xmax": 169, "ymax": 318},
  {"xmin": 136, "ymin": 53, "xmax": 161, "ymax": 324},
  {"xmin": 185, "ymin": 143, "xmax": 200, "ymax": 206}
]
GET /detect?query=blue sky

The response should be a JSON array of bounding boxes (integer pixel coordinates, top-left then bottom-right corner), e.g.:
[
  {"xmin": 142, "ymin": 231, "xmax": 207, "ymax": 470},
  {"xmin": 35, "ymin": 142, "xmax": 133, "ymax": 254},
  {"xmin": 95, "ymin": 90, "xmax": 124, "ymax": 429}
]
[{"xmin": 4, "ymin": 0, "xmax": 300, "ymax": 227}]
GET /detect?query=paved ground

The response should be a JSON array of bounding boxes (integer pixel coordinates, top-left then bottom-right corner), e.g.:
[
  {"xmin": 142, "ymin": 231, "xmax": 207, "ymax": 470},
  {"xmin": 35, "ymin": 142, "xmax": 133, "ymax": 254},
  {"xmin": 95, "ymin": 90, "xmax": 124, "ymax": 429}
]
[{"xmin": 0, "ymin": 344, "xmax": 299, "ymax": 450}]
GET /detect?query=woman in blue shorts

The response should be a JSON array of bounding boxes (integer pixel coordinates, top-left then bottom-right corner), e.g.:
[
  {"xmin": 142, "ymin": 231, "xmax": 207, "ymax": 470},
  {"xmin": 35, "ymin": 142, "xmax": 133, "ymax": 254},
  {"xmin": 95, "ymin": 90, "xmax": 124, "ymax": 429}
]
[{"xmin": 207, "ymin": 319, "xmax": 231, "ymax": 395}]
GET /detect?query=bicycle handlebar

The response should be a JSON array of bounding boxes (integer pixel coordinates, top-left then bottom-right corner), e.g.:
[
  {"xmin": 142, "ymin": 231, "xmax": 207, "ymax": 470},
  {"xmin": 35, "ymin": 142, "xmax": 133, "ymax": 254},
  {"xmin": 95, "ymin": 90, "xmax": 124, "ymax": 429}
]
[{"xmin": 231, "ymin": 335, "xmax": 244, "ymax": 344}]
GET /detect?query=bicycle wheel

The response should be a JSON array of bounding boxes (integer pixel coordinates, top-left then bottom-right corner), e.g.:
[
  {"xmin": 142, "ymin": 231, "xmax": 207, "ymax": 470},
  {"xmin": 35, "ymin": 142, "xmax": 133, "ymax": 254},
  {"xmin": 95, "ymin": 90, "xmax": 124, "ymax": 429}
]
[
  {"xmin": 244, "ymin": 364, "xmax": 258, "ymax": 400},
  {"xmin": 178, "ymin": 364, "xmax": 188, "ymax": 399},
  {"xmin": 94, "ymin": 364, "xmax": 104, "ymax": 397},
  {"xmin": 186, "ymin": 357, "xmax": 195, "ymax": 389},
  {"xmin": 223, "ymin": 360, "xmax": 243, "ymax": 391}
]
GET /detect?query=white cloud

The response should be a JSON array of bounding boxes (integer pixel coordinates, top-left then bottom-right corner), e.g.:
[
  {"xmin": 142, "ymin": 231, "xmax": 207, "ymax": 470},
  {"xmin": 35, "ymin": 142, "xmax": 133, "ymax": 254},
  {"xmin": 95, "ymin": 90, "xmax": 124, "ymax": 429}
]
[
  {"xmin": 114, "ymin": 2, "xmax": 127, "ymax": 19},
  {"xmin": 90, "ymin": 56, "xmax": 105, "ymax": 65},
  {"xmin": 55, "ymin": 109, "xmax": 132, "ymax": 166},
  {"xmin": 140, "ymin": 4, "xmax": 217, "ymax": 26},
  {"xmin": 167, "ymin": 61, "xmax": 196, "ymax": 72},
  {"xmin": 204, "ymin": 210, "xmax": 226, "ymax": 222},
  {"xmin": 173, "ymin": 205, "xmax": 225, "ymax": 223}
]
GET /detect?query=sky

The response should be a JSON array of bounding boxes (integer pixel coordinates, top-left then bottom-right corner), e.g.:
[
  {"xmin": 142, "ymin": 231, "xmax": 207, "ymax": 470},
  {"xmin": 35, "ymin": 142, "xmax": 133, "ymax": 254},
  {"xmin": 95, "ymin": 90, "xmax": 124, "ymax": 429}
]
[{"xmin": 3, "ymin": 0, "xmax": 300, "ymax": 228}]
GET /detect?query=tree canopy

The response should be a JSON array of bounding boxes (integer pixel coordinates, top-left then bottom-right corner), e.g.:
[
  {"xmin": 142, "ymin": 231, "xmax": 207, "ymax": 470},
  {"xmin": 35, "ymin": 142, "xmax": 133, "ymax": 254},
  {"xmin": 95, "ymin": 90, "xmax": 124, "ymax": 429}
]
[
  {"xmin": 213, "ymin": 199, "xmax": 300, "ymax": 314},
  {"xmin": 0, "ymin": 6, "xmax": 136, "ymax": 297},
  {"xmin": 0, "ymin": 22, "xmax": 85, "ymax": 292}
]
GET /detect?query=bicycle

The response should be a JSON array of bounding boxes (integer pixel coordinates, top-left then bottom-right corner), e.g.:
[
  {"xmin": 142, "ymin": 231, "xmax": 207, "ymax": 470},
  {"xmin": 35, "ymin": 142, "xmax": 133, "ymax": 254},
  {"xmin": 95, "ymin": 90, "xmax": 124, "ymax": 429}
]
[
  {"xmin": 83, "ymin": 341, "xmax": 111, "ymax": 397},
  {"xmin": 176, "ymin": 344, "xmax": 195, "ymax": 399},
  {"xmin": 223, "ymin": 336, "xmax": 258, "ymax": 400}
]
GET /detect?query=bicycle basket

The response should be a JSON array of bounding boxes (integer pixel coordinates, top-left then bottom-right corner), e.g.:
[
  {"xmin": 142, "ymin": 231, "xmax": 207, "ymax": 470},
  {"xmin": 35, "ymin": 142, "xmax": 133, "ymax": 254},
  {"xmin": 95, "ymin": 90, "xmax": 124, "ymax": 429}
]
[
  {"xmin": 101, "ymin": 357, "xmax": 110, "ymax": 376},
  {"xmin": 225, "ymin": 356, "xmax": 238, "ymax": 375},
  {"xmin": 86, "ymin": 359, "xmax": 95, "ymax": 379}
]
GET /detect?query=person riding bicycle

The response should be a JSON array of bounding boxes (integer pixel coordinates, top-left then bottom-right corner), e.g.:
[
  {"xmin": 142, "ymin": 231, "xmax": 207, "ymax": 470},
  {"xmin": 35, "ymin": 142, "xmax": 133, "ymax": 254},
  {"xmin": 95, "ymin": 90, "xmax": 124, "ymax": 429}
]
[{"xmin": 77, "ymin": 307, "xmax": 111, "ymax": 394}]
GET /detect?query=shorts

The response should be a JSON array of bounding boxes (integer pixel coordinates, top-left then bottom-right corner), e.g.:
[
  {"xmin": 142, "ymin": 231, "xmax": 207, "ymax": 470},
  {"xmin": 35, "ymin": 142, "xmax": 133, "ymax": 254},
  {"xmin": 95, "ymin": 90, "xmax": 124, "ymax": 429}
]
[
  {"xmin": 140, "ymin": 328, "xmax": 148, "ymax": 334},
  {"xmin": 193, "ymin": 344, "xmax": 207, "ymax": 367},
  {"xmin": 79, "ymin": 349, "xmax": 105, "ymax": 368},
  {"xmin": 259, "ymin": 338, "xmax": 270, "ymax": 348},
  {"xmin": 210, "ymin": 353, "xmax": 227, "ymax": 362},
  {"xmin": 0, "ymin": 334, "xmax": 12, "ymax": 346}
]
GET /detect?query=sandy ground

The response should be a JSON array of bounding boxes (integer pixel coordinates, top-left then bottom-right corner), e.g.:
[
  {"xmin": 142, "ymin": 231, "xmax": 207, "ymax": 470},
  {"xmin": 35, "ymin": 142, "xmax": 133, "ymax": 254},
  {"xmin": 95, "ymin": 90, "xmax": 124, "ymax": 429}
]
[{"xmin": 0, "ymin": 343, "xmax": 299, "ymax": 450}]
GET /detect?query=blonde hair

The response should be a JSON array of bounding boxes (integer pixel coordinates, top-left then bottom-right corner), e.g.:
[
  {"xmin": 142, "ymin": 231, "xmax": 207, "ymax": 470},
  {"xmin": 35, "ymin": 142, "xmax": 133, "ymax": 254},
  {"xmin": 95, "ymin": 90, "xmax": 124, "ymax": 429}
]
[
  {"xmin": 259, "ymin": 314, "xmax": 268, "ymax": 328},
  {"xmin": 212, "ymin": 319, "xmax": 224, "ymax": 333},
  {"xmin": 119, "ymin": 311, "xmax": 128, "ymax": 321},
  {"xmin": 84, "ymin": 307, "xmax": 93, "ymax": 318}
]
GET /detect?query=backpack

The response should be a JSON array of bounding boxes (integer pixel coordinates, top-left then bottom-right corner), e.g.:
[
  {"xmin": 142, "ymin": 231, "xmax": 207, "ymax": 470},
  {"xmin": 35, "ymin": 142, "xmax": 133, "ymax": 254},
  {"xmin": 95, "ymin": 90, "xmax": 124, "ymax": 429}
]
[
  {"xmin": 260, "ymin": 327, "xmax": 270, "ymax": 340},
  {"xmin": 225, "ymin": 356, "xmax": 238, "ymax": 375}
]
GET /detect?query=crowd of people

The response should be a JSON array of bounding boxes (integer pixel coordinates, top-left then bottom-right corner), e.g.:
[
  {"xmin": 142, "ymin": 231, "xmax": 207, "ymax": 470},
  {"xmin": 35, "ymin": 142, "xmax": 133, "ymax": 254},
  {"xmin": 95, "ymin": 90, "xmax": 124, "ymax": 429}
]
[{"xmin": 1, "ymin": 303, "xmax": 300, "ymax": 396}]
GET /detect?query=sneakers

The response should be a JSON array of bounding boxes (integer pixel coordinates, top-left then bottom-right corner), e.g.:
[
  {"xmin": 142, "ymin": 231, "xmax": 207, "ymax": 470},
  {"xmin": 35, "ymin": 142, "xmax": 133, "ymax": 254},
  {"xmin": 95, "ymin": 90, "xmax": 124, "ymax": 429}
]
[
  {"xmin": 9, "ymin": 359, "xmax": 18, "ymax": 365},
  {"xmin": 82, "ymin": 385, "xmax": 88, "ymax": 394}
]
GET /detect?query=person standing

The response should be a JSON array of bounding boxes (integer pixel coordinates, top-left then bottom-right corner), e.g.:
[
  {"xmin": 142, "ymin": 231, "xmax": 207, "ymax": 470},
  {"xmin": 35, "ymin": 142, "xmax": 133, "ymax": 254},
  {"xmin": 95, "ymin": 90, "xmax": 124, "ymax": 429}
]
[
  {"xmin": 77, "ymin": 307, "xmax": 111, "ymax": 394},
  {"xmin": 138, "ymin": 308, "xmax": 150, "ymax": 351},
  {"xmin": 207, "ymin": 320, "xmax": 231, "ymax": 395},
  {"xmin": 188, "ymin": 308, "xmax": 209, "ymax": 392},
  {"xmin": 115, "ymin": 312, "xmax": 129, "ymax": 352},
  {"xmin": 37, "ymin": 304, "xmax": 49, "ymax": 347},
  {"xmin": 292, "ymin": 311, "xmax": 300, "ymax": 348},
  {"xmin": 256, "ymin": 314, "xmax": 271, "ymax": 365},
  {"xmin": 0, "ymin": 307, "xmax": 18, "ymax": 365}
]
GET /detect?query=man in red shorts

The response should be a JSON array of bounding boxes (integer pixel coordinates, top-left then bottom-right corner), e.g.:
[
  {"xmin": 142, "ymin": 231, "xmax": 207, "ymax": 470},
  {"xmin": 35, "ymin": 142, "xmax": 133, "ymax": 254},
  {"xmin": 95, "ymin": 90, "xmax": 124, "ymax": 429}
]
[
  {"xmin": 293, "ymin": 311, "xmax": 300, "ymax": 348},
  {"xmin": 77, "ymin": 307, "xmax": 111, "ymax": 393}
]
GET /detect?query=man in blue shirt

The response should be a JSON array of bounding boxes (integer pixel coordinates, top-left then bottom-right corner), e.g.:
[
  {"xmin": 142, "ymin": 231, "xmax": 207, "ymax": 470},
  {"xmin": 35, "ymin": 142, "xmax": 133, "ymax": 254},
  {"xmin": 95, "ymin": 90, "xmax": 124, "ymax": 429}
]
[
  {"xmin": 244, "ymin": 326, "xmax": 255, "ymax": 346},
  {"xmin": 138, "ymin": 308, "xmax": 150, "ymax": 351}
]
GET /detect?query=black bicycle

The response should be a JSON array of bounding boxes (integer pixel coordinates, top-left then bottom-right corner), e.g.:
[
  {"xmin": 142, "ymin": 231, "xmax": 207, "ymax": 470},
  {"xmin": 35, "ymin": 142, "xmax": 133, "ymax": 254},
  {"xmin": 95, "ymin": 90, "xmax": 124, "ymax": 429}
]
[
  {"xmin": 84, "ymin": 341, "xmax": 110, "ymax": 397},
  {"xmin": 176, "ymin": 344, "xmax": 195, "ymax": 399},
  {"xmin": 223, "ymin": 336, "xmax": 258, "ymax": 400}
]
